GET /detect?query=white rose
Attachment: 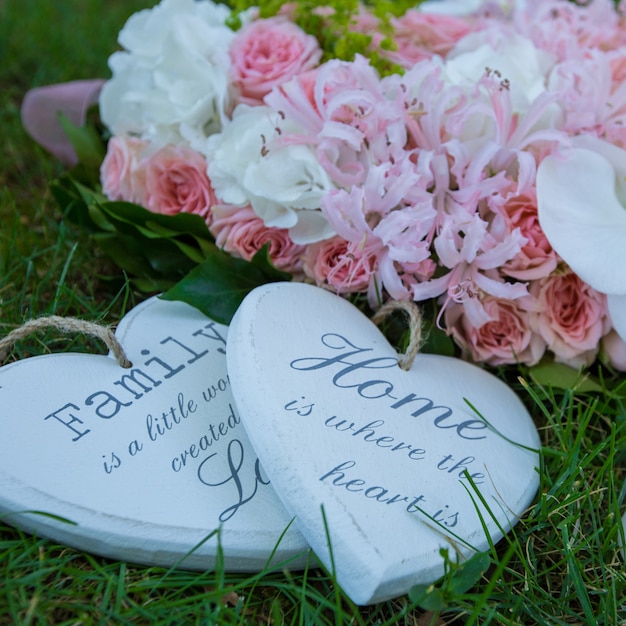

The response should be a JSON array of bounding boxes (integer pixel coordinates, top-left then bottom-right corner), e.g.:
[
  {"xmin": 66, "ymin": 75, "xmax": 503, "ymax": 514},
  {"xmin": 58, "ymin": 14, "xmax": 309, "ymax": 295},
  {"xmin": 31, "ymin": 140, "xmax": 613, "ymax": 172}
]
[
  {"xmin": 99, "ymin": 0, "xmax": 234, "ymax": 147},
  {"xmin": 205, "ymin": 105, "xmax": 335, "ymax": 244}
]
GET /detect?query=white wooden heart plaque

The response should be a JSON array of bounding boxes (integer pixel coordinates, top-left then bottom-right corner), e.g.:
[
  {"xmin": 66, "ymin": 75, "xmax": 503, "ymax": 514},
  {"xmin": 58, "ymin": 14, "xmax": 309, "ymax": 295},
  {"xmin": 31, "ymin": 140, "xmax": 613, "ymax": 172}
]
[
  {"xmin": 227, "ymin": 283, "xmax": 541, "ymax": 605},
  {"xmin": 0, "ymin": 296, "xmax": 309, "ymax": 571}
]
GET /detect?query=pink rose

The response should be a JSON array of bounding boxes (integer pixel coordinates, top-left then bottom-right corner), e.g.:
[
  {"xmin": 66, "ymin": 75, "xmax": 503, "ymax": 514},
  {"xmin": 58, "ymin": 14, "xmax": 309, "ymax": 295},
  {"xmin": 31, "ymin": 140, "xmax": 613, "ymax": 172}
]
[
  {"xmin": 143, "ymin": 145, "xmax": 217, "ymax": 224},
  {"xmin": 531, "ymin": 271, "xmax": 611, "ymax": 367},
  {"xmin": 100, "ymin": 135, "xmax": 148, "ymax": 204},
  {"xmin": 445, "ymin": 297, "xmax": 545, "ymax": 366},
  {"xmin": 210, "ymin": 204, "xmax": 305, "ymax": 273},
  {"xmin": 229, "ymin": 17, "xmax": 322, "ymax": 105},
  {"xmin": 373, "ymin": 10, "xmax": 472, "ymax": 68},
  {"xmin": 303, "ymin": 237, "xmax": 374, "ymax": 295},
  {"xmin": 501, "ymin": 191, "xmax": 558, "ymax": 280}
]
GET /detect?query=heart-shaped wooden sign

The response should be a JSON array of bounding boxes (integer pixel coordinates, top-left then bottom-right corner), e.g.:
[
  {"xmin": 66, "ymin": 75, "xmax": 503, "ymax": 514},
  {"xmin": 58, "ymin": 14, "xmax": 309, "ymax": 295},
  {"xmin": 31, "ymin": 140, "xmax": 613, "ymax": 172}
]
[
  {"xmin": 227, "ymin": 283, "xmax": 541, "ymax": 604},
  {"xmin": 0, "ymin": 296, "xmax": 308, "ymax": 571}
]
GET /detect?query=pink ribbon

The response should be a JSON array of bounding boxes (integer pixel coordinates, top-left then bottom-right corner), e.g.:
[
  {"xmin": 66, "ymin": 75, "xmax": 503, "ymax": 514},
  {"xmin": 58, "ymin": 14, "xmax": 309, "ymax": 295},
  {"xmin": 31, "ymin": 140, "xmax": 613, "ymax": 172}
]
[{"xmin": 21, "ymin": 79, "xmax": 105, "ymax": 167}]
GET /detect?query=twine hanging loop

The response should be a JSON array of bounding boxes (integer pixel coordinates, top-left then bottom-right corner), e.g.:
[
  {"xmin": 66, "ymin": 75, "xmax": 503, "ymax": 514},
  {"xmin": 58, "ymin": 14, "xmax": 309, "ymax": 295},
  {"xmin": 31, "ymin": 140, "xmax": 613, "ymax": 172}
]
[
  {"xmin": 371, "ymin": 300, "xmax": 423, "ymax": 371},
  {"xmin": 0, "ymin": 315, "xmax": 131, "ymax": 368}
]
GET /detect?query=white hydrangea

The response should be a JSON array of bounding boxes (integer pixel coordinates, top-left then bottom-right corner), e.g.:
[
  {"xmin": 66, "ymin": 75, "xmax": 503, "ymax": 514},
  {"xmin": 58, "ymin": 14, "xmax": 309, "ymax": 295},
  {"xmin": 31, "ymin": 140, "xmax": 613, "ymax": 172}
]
[
  {"xmin": 445, "ymin": 31, "xmax": 553, "ymax": 111},
  {"xmin": 437, "ymin": 30, "xmax": 557, "ymax": 147},
  {"xmin": 99, "ymin": 0, "xmax": 235, "ymax": 148},
  {"xmin": 204, "ymin": 105, "xmax": 335, "ymax": 244},
  {"xmin": 419, "ymin": 0, "xmax": 524, "ymax": 16}
]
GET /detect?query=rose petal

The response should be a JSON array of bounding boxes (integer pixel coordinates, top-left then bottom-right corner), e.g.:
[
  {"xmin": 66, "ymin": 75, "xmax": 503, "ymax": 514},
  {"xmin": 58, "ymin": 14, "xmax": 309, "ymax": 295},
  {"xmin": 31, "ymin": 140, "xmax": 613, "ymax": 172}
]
[
  {"xmin": 608, "ymin": 294, "xmax": 626, "ymax": 342},
  {"xmin": 537, "ymin": 147, "xmax": 626, "ymax": 295}
]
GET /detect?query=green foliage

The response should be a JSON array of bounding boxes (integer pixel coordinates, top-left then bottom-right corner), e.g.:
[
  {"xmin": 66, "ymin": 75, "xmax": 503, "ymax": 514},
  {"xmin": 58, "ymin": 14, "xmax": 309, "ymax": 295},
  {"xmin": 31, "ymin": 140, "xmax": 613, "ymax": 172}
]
[
  {"xmin": 409, "ymin": 550, "xmax": 491, "ymax": 611},
  {"xmin": 58, "ymin": 112, "xmax": 106, "ymax": 185},
  {"xmin": 228, "ymin": 0, "xmax": 419, "ymax": 75},
  {"xmin": 51, "ymin": 176, "xmax": 214, "ymax": 290},
  {"xmin": 51, "ymin": 173, "xmax": 297, "ymax": 316},
  {"xmin": 372, "ymin": 301, "xmax": 456, "ymax": 359},
  {"xmin": 161, "ymin": 244, "xmax": 291, "ymax": 324},
  {"xmin": 530, "ymin": 360, "xmax": 605, "ymax": 394}
]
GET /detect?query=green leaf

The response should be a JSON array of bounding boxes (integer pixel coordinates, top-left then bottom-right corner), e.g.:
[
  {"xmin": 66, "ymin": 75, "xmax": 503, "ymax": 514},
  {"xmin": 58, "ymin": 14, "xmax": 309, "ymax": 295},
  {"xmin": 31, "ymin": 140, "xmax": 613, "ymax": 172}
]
[
  {"xmin": 169, "ymin": 238, "xmax": 208, "ymax": 264},
  {"xmin": 421, "ymin": 323, "xmax": 455, "ymax": 357},
  {"xmin": 161, "ymin": 245, "xmax": 292, "ymax": 324},
  {"xmin": 249, "ymin": 242, "xmax": 293, "ymax": 278},
  {"xmin": 449, "ymin": 552, "xmax": 491, "ymax": 595},
  {"xmin": 94, "ymin": 233, "xmax": 197, "ymax": 282},
  {"xmin": 144, "ymin": 220, "xmax": 196, "ymax": 238},
  {"xmin": 134, "ymin": 277, "xmax": 182, "ymax": 292},
  {"xmin": 58, "ymin": 113, "xmax": 105, "ymax": 174},
  {"xmin": 87, "ymin": 203, "xmax": 117, "ymax": 232},
  {"xmin": 52, "ymin": 174, "xmax": 222, "ymax": 290},
  {"xmin": 529, "ymin": 361, "xmax": 603, "ymax": 393},
  {"xmin": 102, "ymin": 201, "xmax": 212, "ymax": 239},
  {"xmin": 51, "ymin": 177, "xmax": 100, "ymax": 232},
  {"xmin": 72, "ymin": 179, "xmax": 108, "ymax": 205},
  {"xmin": 408, "ymin": 584, "xmax": 447, "ymax": 611}
]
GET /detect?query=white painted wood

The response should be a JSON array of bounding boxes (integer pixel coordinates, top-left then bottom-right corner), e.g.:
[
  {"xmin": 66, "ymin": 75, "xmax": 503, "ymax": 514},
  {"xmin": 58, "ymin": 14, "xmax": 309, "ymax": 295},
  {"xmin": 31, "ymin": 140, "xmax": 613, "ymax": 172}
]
[
  {"xmin": 227, "ymin": 282, "xmax": 541, "ymax": 604},
  {"xmin": 0, "ymin": 296, "xmax": 309, "ymax": 571}
]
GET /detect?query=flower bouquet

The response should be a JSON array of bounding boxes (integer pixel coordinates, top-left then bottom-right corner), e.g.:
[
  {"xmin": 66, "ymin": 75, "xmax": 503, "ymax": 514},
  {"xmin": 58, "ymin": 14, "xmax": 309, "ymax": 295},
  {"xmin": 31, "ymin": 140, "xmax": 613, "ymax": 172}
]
[{"xmin": 28, "ymin": 0, "xmax": 626, "ymax": 383}]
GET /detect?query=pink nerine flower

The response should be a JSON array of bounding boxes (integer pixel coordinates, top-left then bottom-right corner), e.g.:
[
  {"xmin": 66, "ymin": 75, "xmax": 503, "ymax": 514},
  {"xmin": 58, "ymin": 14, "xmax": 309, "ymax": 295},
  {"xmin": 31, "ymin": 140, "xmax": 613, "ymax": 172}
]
[
  {"xmin": 515, "ymin": 0, "xmax": 626, "ymax": 63},
  {"xmin": 321, "ymin": 155, "xmax": 436, "ymax": 305},
  {"xmin": 549, "ymin": 48, "xmax": 626, "ymax": 150},
  {"xmin": 230, "ymin": 17, "xmax": 322, "ymax": 105},
  {"xmin": 266, "ymin": 55, "xmax": 407, "ymax": 187},
  {"xmin": 531, "ymin": 271, "xmax": 611, "ymax": 367},
  {"xmin": 444, "ymin": 296, "xmax": 546, "ymax": 366},
  {"xmin": 413, "ymin": 214, "xmax": 528, "ymax": 327},
  {"xmin": 144, "ymin": 144, "xmax": 217, "ymax": 223},
  {"xmin": 100, "ymin": 135, "xmax": 148, "ymax": 204},
  {"xmin": 210, "ymin": 204, "xmax": 305, "ymax": 273}
]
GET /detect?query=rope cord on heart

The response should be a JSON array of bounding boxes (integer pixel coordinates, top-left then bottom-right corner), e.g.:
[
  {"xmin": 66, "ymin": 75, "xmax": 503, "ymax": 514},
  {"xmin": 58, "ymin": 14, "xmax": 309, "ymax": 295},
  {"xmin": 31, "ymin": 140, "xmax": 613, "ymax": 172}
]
[
  {"xmin": 371, "ymin": 300, "xmax": 422, "ymax": 371},
  {"xmin": 0, "ymin": 316, "xmax": 132, "ymax": 368}
]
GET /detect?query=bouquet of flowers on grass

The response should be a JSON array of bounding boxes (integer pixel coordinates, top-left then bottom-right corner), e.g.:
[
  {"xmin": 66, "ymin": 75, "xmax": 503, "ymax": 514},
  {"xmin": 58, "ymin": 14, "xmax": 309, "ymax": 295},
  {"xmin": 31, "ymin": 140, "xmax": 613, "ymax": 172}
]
[{"xmin": 35, "ymin": 0, "xmax": 626, "ymax": 380}]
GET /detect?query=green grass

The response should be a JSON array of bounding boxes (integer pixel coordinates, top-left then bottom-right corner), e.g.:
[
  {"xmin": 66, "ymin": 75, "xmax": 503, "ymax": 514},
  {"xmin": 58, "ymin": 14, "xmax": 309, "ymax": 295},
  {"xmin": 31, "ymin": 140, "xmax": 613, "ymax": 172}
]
[{"xmin": 1, "ymin": 1, "xmax": 626, "ymax": 624}]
